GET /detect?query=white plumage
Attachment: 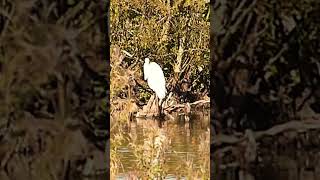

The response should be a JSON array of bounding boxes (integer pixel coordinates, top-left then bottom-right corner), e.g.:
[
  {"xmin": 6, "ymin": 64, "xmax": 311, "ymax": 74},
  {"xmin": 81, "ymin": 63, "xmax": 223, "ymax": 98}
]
[{"xmin": 144, "ymin": 58, "xmax": 166, "ymax": 104}]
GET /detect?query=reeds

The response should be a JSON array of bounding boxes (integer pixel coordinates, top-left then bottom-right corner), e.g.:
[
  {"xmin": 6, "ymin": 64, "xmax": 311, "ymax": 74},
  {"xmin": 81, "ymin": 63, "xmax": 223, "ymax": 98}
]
[{"xmin": 128, "ymin": 125, "xmax": 171, "ymax": 179}]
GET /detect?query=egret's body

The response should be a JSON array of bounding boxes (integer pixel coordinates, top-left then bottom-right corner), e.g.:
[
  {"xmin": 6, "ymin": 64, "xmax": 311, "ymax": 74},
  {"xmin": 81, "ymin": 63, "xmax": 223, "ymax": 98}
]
[{"xmin": 144, "ymin": 58, "xmax": 166, "ymax": 113}]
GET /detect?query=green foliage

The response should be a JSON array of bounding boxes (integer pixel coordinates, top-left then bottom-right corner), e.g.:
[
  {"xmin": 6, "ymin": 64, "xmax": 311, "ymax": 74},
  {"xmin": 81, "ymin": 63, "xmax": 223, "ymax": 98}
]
[
  {"xmin": 110, "ymin": 1, "xmax": 211, "ymax": 179},
  {"xmin": 111, "ymin": 0, "xmax": 210, "ymax": 95}
]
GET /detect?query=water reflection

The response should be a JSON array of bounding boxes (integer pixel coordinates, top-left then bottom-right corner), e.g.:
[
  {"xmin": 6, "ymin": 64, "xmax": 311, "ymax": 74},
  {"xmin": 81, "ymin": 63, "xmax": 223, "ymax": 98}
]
[
  {"xmin": 116, "ymin": 111, "xmax": 210, "ymax": 179},
  {"xmin": 215, "ymin": 138, "xmax": 320, "ymax": 180}
]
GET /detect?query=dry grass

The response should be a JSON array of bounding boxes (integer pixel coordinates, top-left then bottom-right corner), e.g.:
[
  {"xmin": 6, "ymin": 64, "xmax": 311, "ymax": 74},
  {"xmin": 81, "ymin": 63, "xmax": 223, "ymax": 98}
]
[
  {"xmin": 174, "ymin": 129, "xmax": 210, "ymax": 179},
  {"xmin": 0, "ymin": 0, "xmax": 107, "ymax": 179},
  {"xmin": 111, "ymin": 1, "xmax": 210, "ymax": 179},
  {"xmin": 111, "ymin": 0, "xmax": 210, "ymax": 99},
  {"xmin": 127, "ymin": 126, "xmax": 171, "ymax": 179}
]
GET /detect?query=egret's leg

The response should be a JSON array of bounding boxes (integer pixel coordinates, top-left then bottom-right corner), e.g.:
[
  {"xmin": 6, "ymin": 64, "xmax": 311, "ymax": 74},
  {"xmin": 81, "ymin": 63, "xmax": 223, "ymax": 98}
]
[
  {"xmin": 159, "ymin": 98, "xmax": 164, "ymax": 117},
  {"xmin": 157, "ymin": 98, "xmax": 160, "ymax": 116},
  {"xmin": 154, "ymin": 94, "xmax": 158, "ymax": 115},
  {"xmin": 146, "ymin": 93, "xmax": 155, "ymax": 116},
  {"xmin": 153, "ymin": 95, "xmax": 157, "ymax": 115},
  {"xmin": 152, "ymin": 94, "xmax": 160, "ymax": 116}
]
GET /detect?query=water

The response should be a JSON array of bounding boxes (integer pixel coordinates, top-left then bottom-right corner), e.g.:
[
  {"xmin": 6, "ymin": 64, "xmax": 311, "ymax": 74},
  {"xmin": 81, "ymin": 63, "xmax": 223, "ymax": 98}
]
[
  {"xmin": 214, "ymin": 130, "xmax": 320, "ymax": 180},
  {"xmin": 215, "ymin": 151, "xmax": 320, "ymax": 180},
  {"xmin": 115, "ymin": 111, "xmax": 210, "ymax": 179}
]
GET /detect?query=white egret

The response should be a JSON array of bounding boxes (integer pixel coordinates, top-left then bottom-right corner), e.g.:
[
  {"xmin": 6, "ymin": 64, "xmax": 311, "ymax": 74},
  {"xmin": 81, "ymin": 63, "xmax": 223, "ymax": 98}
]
[{"xmin": 144, "ymin": 58, "xmax": 166, "ymax": 115}]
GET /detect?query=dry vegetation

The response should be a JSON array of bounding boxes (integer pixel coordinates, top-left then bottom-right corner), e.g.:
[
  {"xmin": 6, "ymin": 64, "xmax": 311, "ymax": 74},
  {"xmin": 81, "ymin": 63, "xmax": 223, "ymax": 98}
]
[
  {"xmin": 111, "ymin": 0, "xmax": 210, "ymax": 104},
  {"xmin": 213, "ymin": 0, "xmax": 320, "ymax": 131},
  {"xmin": 212, "ymin": 0, "xmax": 320, "ymax": 179},
  {"xmin": 110, "ymin": 0, "xmax": 210, "ymax": 179},
  {"xmin": 0, "ymin": 0, "xmax": 108, "ymax": 179}
]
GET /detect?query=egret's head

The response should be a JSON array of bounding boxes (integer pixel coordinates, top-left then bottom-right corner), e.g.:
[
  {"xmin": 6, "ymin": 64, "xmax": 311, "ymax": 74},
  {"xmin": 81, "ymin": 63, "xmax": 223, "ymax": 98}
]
[{"xmin": 145, "ymin": 58, "xmax": 150, "ymax": 64}]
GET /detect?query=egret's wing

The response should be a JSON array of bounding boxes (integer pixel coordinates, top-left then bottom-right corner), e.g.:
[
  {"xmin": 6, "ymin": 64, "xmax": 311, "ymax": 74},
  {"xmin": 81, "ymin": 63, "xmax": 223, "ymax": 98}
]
[{"xmin": 148, "ymin": 62, "xmax": 166, "ymax": 99}]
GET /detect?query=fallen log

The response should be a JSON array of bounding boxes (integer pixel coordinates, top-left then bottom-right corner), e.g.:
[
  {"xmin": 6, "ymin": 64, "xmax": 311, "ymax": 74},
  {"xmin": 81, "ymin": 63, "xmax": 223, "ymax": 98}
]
[
  {"xmin": 164, "ymin": 100, "xmax": 210, "ymax": 113},
  {"xmin": 136, "ymin": 98, "xmax": 210, "ymax": 118}
]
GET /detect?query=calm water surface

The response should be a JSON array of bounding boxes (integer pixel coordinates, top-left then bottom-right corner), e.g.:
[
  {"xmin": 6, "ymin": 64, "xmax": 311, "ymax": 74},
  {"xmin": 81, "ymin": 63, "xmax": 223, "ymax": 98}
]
[
  {"xmin": 214, "ymin": 130, "xmax": 320, "ymax": 180},
  {"xmin": 116, "ymin": 110, "xmax": 210, "ymax": 179}
]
